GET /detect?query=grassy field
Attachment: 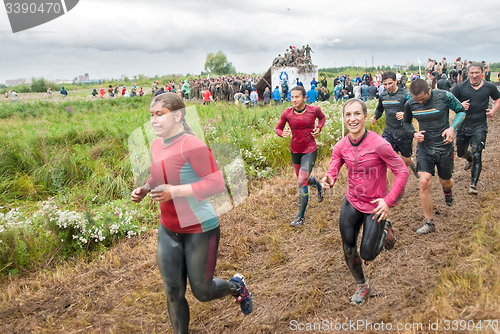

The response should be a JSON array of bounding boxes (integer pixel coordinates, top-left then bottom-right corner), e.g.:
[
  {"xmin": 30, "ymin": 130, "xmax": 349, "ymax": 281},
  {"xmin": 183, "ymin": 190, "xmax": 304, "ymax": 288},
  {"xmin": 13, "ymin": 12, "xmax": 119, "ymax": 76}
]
[{"xmin": 0, "ymin": 92, "xmax": 384, "ymax": 276}]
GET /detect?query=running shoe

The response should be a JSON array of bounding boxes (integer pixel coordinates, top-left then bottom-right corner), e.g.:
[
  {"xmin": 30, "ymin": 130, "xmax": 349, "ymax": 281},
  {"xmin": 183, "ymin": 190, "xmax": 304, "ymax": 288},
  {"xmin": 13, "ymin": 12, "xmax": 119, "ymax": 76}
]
[
  {"xmin": 290, "ymin": 216, "xmax": 305, "ymax": 227},
  {"xmin": 229, "ymin": 274, "xmax": 253, "ymax": 315},
  {"xmin": 317, "ymin": 186, "xmax": 325, "ymax": 203},
  {"xmin": 468, "ymin": 185, "xmax": 478, "ymax": 195},
  {"xmin": 350, "ymin": 282, "xmax": 370, "ymax": 305},
  {"xmin": 411, "ymin": 164, "xmax": 419, "ymax": 179},
  {"xmin": 416, "ymin": 220, "xmax": 436, "ymax": 235},
  {"xmin": 444, "ymin": 191, "xmax": 454, "ymax": 206},
  {"xmin": 383, "ymin": 220, "xmax": 396, "ymax": 250},
  {"xmin": 464, "ymin": 159, "xmax": 473, "ymax": 170}
]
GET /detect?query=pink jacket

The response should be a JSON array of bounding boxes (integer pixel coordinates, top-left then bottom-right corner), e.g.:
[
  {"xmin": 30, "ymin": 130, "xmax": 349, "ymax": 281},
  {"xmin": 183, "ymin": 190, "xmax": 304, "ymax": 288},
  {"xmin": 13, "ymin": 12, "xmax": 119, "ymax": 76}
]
[{"xmin": 326, "ymin": 130, "xmax": 409, "ymax": 213}]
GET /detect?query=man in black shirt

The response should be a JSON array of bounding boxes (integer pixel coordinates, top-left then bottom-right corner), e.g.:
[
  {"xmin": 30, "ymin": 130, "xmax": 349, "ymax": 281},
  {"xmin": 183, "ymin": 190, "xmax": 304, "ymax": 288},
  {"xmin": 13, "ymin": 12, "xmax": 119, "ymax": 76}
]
[
  {"xmin": 437, "ymin": 74, "xmax": 452, "ymax": 91},
  {"xmin": 404, "ymin": 79, "xmax": 466, "ymax": 234},
  {"xmin": 371, "ymin": 71, "xmax": 417, "ymax": 178},
  {"xmin": 452, "ymin": 63, "xmax": 500, "ymax": 195}
]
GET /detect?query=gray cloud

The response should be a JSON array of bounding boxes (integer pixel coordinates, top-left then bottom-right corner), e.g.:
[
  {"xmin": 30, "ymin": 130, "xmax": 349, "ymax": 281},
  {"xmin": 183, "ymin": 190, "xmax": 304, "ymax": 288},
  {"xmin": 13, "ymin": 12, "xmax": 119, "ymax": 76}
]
[{"xmin": 1, "ymin": 0, "xmax": 500, "ymax": 83}]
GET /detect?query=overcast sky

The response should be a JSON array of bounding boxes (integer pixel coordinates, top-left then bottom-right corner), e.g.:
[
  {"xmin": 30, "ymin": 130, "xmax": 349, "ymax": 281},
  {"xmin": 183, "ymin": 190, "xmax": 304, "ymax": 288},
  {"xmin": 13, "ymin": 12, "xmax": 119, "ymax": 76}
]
[{"xmin": 1, "ymin": 0, "xmax": 499, "ymax": 83}]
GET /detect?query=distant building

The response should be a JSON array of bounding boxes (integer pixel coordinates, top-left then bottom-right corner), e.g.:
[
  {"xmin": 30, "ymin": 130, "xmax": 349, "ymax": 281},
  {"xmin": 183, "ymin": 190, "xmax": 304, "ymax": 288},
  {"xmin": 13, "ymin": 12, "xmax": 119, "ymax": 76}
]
[
  {"xmin": 6, "ymin": 78, "xmax": 27, "ymax": 86},
  {"xmin": 78, "ymin": 73, "xmax": 90, "ymax": 82}
]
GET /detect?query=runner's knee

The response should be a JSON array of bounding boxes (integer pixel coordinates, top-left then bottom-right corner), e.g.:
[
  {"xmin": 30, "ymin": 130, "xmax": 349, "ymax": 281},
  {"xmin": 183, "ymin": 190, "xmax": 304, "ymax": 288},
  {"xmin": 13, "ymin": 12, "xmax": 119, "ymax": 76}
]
[
  {"xmin": 190, "ymin": 282, "xmax": 212, "ymax": 302},
  {"xmin": 419, "ymin": 175, "xmax": 432, "ymax": 190},
  {"xmin": 470, "ymin": 143, "xmax": 483, "ymax": 159},
  {"xmin": 297, "ymin": 170, "xmax": 310, "ymax": 187},
  {"xmin": 472, "ymin": 150, "xmax": 482, "ymax": 162},
  {"xmin": 164, "ymin": 281, "xmax": 184, "ymax": 302},
  {"xmin": 359, "ymin": 246, "xmax": 376, "ymax": 261},
  {"xmin": 343, "ymin": 243, "xmax": 357, "ymax": 257}
]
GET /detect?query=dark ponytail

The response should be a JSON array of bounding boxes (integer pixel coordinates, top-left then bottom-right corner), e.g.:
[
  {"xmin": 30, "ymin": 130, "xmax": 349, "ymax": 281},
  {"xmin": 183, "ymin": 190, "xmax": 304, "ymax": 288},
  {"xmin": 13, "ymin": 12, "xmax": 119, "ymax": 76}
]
[{"xmin": 181, "ymin": 117, "xmax": 194, "ymax": 135}]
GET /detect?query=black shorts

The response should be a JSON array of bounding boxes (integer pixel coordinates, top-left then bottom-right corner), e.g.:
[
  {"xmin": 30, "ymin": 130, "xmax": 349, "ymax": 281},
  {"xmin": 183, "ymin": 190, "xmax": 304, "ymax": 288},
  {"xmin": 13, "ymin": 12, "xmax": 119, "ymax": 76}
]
[
  {"xmin": 382, "ymin": 129, "xmax": 413, "ymax": 158},
  {"xmin": 291, "ymin": 150, "xmax": 317, "ymax": 173},
  {"xmin": 456, "ymin": 125, "xmax": 487, "ymax": 156},
  {"xmin": 416, "ymin": 143, "xmax": 454, "ymax": 180}
]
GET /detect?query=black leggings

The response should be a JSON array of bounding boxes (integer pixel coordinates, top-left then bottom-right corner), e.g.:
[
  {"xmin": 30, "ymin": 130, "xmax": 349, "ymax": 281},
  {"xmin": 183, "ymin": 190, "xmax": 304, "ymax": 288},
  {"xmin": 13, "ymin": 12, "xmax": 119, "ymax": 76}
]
[
  {"xmin": 291, "ymin": 150, "xmax": 318, "ymax": 186},
  {"xmin": 339, "ymin": 198, "xmax": 385, "ymax": 284},
  {"xmin": 456, "ymin": 126, "xmax": 487, "ymax": 186},
  {"xmin": 157, "ymin": 224, "xmax": 239, "ymax": 334}
]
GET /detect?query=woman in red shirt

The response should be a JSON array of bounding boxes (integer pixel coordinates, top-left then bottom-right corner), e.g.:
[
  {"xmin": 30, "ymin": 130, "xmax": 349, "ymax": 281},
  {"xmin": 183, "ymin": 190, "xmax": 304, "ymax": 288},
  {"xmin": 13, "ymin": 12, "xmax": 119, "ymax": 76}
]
[
  {"xmin": 275, "ymin": 86, "xmax": 326, "ymax": 226},
  {"xmin": 131, "ymin": 92, "xmax": 252, "ymax": 333}
]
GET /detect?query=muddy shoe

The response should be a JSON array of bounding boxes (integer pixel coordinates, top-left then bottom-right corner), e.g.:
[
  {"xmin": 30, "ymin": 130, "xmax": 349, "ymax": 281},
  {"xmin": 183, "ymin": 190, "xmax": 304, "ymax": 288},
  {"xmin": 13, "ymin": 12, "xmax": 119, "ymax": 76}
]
[
  {"xmin": 416, "ymin": 220, "xmax": 436, "ymax": 235},
  {"xmin": 383, "ymin": 220, "xmax": 396, "ymax": 250},
  {"xmin": 317, "ymin": 185, "xmax": 325, "ymax": 203},
  {"xmin": 468, "ymin": 185, "xmax": 478, "ymax": 195},
  {"xmin": 444, "ymin": 191, "xmax": 454, "ymax": 206},
  {"xmin": 290, "ymin": 216, "xmax": 305, "ymax": 227},
  {"xmin": 229, "ymin": 274, "xmax": 253, "ymax": 315},
  {"xmin": 350, "ymin": 282, "xmax": 370, "ymax": 305},
  {"xmin": 464, "ymin": 160, "xmax": 473, "ymax": 170}
]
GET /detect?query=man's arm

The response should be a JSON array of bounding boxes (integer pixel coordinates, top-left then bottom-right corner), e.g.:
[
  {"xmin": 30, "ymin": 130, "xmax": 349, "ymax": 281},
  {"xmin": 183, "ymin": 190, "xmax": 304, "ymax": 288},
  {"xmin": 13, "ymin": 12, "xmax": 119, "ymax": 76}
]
[
  {"xmin": 487, "ymin": 99, "xmax": 500, "ymax": 118},
  {"xmin": 486, "ymin": 84, "xmax": 500, "ymax": 118},
  {"xmin": 446, "ymin": 92, "xmax": 466, "ymax": 131},
  {"xmin": 403, "ymin": 101, "xmax": 416, "ymax": 134}
]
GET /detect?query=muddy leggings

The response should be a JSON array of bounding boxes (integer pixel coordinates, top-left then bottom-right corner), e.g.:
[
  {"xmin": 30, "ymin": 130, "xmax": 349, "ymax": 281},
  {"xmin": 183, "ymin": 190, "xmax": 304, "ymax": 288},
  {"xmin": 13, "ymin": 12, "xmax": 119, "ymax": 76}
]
[
  {"xmin": 157, "ymin": 224, "xmax": 239, "ymax": 334},
  {"xmin": 291, "ymin": 150, "xmax": 322, "ymax": 218},
  {"xmin": 456, "ymin": 126, "xmax": 487, "ymax": 187},
  {"xmin": 291, "ymin": 150, "xmax": 317, "ymax": 186},
  {"xmin": 339, "ymin": 198, "xmax": 386, "ymax": 284}
]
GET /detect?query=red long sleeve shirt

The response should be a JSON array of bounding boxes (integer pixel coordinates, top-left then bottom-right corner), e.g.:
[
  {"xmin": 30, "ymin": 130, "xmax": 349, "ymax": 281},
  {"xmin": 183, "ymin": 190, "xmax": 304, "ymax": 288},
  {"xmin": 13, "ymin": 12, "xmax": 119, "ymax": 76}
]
[{"xmin": 275, "ymin": 105, "xmax": 326, "ymax": 153}]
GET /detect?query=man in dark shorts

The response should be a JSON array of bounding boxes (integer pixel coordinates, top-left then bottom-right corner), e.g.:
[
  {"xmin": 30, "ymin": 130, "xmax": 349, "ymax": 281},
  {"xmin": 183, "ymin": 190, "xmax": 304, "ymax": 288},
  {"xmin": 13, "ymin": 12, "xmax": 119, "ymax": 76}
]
[
  {"xmin": 452, "ymin": 62, "xmax": 500, "ymax": 195},
  {"xmin": 370, "ymin": 71, "xmax": 418, "ymax": 178},
  {"xmin": 403, "ymin": 79, "xmax": 466, "ymax": 234}
]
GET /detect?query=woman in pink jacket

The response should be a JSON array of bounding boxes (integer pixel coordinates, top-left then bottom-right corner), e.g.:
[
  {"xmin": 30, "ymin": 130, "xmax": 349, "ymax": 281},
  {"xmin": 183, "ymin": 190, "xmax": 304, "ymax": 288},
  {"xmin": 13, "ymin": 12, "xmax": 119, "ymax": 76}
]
[{"xmin": 322, "ymin": 98, "xmax": 409, "ymax": 306}]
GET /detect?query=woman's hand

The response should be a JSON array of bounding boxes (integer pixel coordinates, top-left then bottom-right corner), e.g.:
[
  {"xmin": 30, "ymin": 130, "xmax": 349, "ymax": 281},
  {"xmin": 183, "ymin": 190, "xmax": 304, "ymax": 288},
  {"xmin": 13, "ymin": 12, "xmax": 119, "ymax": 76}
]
[
  {"xmin": 370, "ymin": 198, "xmax": 389, "ymax": 222},
  {"xmin": 311, "ymin": 127, "xmax": 320, "ymax": 139},
  {"xmin": 282, "ymin": 128, "xmax": 291, "ymax": 137},
  {"xmin": 131, "ymin": 184, "xmax": 151, "ymax": 203},
  {"xmin": 321, "ymin": 174, "xmax": 334, "ymax": 189},
  {"xmin": 150, "ymin": 185, "xmax": 173, "ymax": 203}
]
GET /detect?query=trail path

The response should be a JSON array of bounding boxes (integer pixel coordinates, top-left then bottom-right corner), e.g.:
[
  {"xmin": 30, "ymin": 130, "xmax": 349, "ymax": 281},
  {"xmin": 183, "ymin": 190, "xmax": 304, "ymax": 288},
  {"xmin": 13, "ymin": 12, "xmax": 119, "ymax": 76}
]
[{"xmin": 2, "ymin": 116, "xmax": 500, "ymax": 334}]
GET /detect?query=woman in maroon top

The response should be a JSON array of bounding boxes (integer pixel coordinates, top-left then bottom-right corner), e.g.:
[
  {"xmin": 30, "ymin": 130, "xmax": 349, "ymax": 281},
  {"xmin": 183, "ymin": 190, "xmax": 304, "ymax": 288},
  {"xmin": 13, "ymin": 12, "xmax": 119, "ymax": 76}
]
[{"xmin": 275, "ymin": 86, "xmax": 326, "ymax": 226}]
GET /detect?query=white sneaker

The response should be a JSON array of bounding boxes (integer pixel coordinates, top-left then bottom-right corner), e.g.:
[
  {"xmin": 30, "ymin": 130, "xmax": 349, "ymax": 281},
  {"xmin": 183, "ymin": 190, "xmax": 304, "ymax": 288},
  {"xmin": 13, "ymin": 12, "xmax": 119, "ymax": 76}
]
[
  {"xmin": 468, "ymin": 185, "xmax": 478, "ymax": 195},
  {"xmin": 416, "ymin": 221, "xmax": 436, "ymax": 235}
]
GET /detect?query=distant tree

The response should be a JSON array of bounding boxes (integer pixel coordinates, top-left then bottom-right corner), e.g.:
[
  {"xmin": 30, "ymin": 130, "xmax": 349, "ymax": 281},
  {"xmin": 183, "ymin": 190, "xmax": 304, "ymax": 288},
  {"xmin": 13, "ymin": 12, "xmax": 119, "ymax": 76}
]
[
  {"xmin": 31, "ymin": 77, "xmax": 48, "ymax": 93},
  {"xmin": 204, "ymin": 51, "xmax": 236, "ymax": 75},
  {"xmin": 16, "ymin": 84, "xmax": 31, "ymax": 93}
]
